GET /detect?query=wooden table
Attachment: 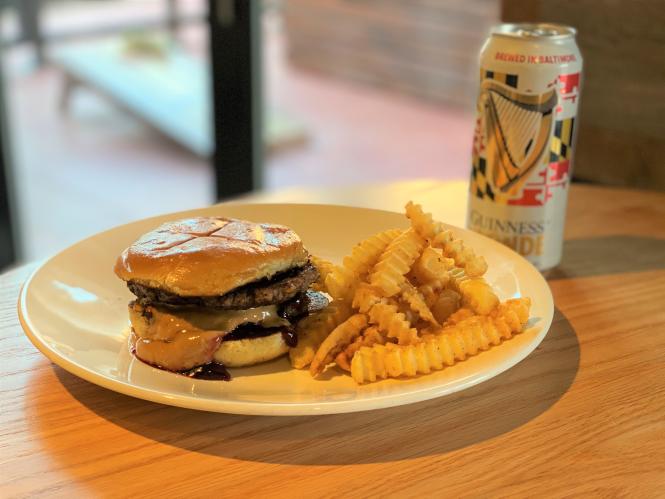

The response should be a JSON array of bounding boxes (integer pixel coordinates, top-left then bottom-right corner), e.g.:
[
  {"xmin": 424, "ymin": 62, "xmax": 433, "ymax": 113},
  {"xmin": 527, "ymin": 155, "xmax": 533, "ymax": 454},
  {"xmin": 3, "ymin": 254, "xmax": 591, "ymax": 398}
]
[{"xmin": 2, "ymin": 182, "xmax": 665, "ymax": 497}]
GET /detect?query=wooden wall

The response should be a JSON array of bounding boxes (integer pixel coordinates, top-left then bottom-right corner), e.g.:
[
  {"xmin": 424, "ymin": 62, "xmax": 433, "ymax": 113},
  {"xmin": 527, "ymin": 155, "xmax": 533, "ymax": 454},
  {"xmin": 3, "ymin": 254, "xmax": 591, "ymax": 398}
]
[
  {"xmin": 502, "ymin": 0, "xmax": 665, "ymax": 191},
  {"xmin": 283, "ymin": 0, "xmax": 500, "ymax": 108},
  {"xmin": 283, "ymin": 0, "xmax": 665, "ymax": 191}
]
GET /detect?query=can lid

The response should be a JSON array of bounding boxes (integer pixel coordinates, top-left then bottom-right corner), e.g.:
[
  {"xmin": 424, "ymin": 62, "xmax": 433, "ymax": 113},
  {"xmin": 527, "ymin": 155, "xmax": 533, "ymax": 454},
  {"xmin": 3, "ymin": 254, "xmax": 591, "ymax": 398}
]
[{"xmin": 491, "ymin": 23, "xmax": 576, "ymax": 40}]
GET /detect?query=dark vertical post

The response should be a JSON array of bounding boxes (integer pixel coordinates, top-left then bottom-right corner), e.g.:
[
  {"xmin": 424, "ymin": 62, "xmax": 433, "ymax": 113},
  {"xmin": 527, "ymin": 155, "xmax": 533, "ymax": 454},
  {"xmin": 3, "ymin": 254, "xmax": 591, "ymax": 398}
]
[
  {"xmin": 0, "ymin": 56, "xmax": 19, "ymax": 270},
  {"xmin": 208, "ymin": 0, "xmax": 263, "ymax": 200},
  {"xmin": 0, "ymin": 133, "xmax": 16, "ymax": 270}
]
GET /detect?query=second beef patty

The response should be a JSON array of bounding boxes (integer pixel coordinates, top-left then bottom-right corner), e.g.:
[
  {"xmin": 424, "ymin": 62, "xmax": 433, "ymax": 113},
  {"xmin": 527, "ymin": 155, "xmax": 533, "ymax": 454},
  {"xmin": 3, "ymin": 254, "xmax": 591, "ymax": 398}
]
[{"xmin": 127, "ymin": 262, "xmax": 320, "ymax": 310}]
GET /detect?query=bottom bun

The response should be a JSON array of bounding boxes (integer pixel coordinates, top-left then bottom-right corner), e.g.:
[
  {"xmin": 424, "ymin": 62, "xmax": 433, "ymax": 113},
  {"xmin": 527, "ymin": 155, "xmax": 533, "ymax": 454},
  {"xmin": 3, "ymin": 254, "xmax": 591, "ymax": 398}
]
[{"xmin": 213, "ymin": 332, "xmax": 289, "ymax": 367}]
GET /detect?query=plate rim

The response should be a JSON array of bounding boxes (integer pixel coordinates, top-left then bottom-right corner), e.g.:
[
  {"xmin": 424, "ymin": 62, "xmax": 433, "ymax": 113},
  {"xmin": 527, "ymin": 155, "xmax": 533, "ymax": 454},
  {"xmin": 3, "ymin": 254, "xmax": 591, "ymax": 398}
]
[{"xmin": 17, "ymin": 202, "xmax": 554, "ymax": 416}]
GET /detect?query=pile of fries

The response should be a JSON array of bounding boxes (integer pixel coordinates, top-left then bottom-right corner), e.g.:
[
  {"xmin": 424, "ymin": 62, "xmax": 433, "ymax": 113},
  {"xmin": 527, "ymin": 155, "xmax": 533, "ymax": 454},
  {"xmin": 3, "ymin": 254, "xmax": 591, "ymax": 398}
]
[{"xmin": 290, "ymin": 202, "xmax": 531, "ymax": 384}]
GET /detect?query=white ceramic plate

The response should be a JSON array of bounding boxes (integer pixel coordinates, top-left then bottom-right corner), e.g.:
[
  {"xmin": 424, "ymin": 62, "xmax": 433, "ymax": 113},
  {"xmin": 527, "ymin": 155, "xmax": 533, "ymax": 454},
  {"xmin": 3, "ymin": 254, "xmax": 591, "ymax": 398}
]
[{"xmin": 19, "ymin": 203, "xmax": 553, "ymax": 415}]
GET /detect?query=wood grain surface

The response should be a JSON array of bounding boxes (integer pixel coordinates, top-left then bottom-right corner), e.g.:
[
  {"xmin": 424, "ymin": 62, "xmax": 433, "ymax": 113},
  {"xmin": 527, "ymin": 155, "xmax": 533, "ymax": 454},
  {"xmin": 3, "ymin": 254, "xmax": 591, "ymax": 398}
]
[{"xmin": 2, "ymin": 182, "xmax": 665, "ymax": 498}]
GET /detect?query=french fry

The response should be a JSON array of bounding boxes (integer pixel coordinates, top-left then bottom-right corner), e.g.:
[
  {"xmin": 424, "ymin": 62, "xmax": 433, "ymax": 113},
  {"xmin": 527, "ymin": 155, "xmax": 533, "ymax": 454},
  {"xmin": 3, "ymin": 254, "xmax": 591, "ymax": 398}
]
[
  {"xmin": 370, "ymin": 229, "xmax": 424, "ymax": 297},
  {"xmin": 309, "ymin": 255, "xmax": 339, "ymax": 293},
  {"xmin": 352, "ymin": 283, "xmax": 384, "ymax": 313},
  {"xmin": 430, "ymin": 289, "xmax": 461, "ymax": 323},
  {"xmin": 367, "ymin": 301, "xmax": 419, "ymax": 345},
  {"xmin": 289, "ymin": 300, "xmax": 352, "ymax": 369},
  {"xmin": 443, "ymin": 307, "xmax": 475, "ymax": 325},
  {"xmin": 411, "ymin": 246, "xmax": 450, "ymax": 286},
  {"xmin": 447, "ymin": 267, "xmax": 468, "ymax": 287},
  {"xmin": 405, "ymin": 200, "xmax": 439, "ymax": 240},
  {"xmin": 448, "ymin": 268, "xmax": 498, "ymax": 316},
  {"xmin": 310, "ymin": 313, "xmax": 368, "ymax": 376},
  {"xmin": 459, "ymin": 278, "xmax": 499, "ymax": 315},
  {"xmin": 400, "ymin": 281, "xmax": 438, "ymax": 326},
  {"xmin": 336, "ymin": 326, "xmax": 387, "ymax": 371},
  {"xmin": 325, "ymin": 229, "xmax": 401, "ymax": 302},
  {"xmin": 418, "ymin": 280, "xmax": 445, "ymax": 308},
  {"xmin": 433, "ymin": 231, "xmax": 488, "ymax": 278},
  {"xmin": 335, "ymin": 351, "xmax": 352, "ymax": 371},
  {"xmin": 351, "ymin": 298, "xmax": 531, "ymax": 383},
  {"xmin": 406, "ymin": 201, "xmax": 487, "ymax": 277}
]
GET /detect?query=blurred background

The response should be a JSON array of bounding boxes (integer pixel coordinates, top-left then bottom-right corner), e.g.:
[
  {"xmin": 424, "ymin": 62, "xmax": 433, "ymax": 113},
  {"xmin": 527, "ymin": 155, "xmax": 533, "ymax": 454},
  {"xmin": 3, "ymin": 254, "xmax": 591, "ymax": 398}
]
[{"xmin": 1, "ymin": 0, "xmax": 663, "ymax": 270}]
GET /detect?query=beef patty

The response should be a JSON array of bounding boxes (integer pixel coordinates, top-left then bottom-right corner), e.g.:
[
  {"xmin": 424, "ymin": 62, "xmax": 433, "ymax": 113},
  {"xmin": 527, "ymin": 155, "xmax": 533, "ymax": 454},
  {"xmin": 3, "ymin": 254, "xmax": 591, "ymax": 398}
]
[{"xmin": 128, "ymin": 262, "xmax": 320, "ymax": 310}]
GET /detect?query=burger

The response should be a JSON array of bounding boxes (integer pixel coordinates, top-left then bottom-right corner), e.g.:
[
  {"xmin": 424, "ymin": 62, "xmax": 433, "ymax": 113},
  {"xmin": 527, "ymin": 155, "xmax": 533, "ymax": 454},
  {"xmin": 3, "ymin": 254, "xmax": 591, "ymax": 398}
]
[{"xmin": 114, "ymin": 216, "xmax": 328, "ymax": 379}]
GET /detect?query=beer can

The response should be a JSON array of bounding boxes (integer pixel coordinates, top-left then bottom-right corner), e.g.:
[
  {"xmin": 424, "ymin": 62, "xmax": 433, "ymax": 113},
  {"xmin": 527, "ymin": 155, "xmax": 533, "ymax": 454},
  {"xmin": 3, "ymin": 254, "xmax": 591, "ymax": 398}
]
[{"xmin": 466, "ymin": 23, "xmax": 583, "ymax": 271}]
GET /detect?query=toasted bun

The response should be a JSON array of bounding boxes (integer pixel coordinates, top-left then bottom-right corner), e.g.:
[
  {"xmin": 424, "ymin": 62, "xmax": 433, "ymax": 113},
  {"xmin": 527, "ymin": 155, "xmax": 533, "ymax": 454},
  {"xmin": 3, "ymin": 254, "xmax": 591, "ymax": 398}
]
[
  {"xmin": 213, "ymin": 333, "xmax": 289, "ymax": 367},
  {"xmin": 114, "ymin": 217, "xmax": 309, "ymax": 296}
]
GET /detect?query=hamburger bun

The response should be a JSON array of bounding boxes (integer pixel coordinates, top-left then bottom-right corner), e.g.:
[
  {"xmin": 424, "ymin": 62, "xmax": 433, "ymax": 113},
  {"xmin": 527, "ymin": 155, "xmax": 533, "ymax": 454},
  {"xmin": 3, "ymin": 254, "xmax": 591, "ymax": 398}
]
[
  {"xmin": 213, "ymin": 332, "xmax": 289, "ymax": 367},
  {"xmin": 114, "ymin": 217, "xmax": 309, "ymax": 296}
]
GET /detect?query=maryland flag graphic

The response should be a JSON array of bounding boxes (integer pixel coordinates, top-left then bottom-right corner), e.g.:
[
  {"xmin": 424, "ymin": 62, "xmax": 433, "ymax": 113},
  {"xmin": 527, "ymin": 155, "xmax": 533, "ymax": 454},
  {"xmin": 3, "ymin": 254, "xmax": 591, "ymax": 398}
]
[{"xmin": 471, "ymin": 72, "xmax": 577, "ymax": 206}]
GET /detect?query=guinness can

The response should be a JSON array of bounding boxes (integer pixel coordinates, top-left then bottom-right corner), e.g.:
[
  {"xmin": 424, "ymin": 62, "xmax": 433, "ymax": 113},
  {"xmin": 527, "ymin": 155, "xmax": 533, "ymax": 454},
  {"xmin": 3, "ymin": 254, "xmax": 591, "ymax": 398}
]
[{"xmin": 466, "ymin": 23, "xmax": 583, "ymax": 270}]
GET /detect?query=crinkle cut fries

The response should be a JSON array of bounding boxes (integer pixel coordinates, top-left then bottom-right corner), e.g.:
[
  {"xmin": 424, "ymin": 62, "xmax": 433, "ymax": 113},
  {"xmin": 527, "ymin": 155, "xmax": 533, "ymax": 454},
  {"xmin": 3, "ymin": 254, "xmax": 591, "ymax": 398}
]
[{"xmin": 289, "ymin": 202, "xmax": 531, "ymax": 384}]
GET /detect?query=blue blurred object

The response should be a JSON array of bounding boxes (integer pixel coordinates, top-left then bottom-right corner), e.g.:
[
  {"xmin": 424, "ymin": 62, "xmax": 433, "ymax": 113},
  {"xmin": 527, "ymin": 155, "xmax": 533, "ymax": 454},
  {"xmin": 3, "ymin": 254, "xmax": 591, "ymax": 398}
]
[
  {"xmin": 52, "ymin": 39, "xmax": 213, "ymax": 157},
  {"xmin": 51, "ymin": 38, "xmax": 307, "ymax": 158}
]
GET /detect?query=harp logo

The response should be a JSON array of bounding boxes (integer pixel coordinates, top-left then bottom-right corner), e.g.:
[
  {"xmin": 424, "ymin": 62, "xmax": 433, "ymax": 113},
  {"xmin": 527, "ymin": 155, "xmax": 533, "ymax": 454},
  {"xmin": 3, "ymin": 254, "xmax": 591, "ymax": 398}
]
[{"xmin": 471, "ymin": 72, "xmax": 577, "ymax": 206}]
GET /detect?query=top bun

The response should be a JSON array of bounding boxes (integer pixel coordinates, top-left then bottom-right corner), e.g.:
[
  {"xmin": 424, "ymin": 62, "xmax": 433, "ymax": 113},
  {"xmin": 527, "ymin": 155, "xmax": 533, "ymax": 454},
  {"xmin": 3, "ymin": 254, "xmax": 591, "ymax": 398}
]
[{"xmin": 114, "ymin": 217, "xmax": 309, "ymax": 296}]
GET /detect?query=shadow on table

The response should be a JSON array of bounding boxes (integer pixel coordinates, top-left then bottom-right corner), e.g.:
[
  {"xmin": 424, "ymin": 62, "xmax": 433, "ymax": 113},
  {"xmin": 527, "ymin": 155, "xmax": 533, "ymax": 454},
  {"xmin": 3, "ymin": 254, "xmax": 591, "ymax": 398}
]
[
  {"xmin": 41, "ymin": 308, "xmax": 580, "ymax": 465},
  {"xmin": 548, "ymin": 236, "xmax": 665, "ymax": 280}
]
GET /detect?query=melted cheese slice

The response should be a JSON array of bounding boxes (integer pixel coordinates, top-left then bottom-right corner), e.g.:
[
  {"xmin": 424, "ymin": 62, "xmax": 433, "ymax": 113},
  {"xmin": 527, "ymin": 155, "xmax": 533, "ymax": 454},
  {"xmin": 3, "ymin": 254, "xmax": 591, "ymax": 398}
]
[
  {"xmin": 128, "ymin": 303, "xmax": 290, "ymax": 371},
  {"xmin": 129, "ymin": 303, "xmax": 289, "ymax": 341}
]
